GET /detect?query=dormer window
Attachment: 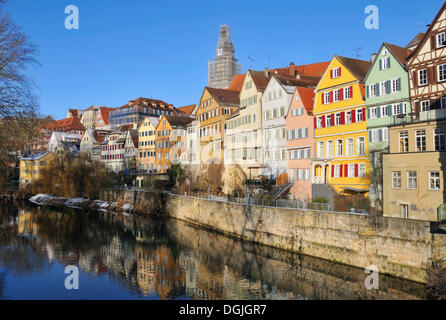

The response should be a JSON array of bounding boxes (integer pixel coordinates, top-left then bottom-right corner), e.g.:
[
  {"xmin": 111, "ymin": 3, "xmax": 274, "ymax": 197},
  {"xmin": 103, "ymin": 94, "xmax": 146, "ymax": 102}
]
[{"xmin": 437, "ymin": 32, "xmax": 446, "ymax": 48}]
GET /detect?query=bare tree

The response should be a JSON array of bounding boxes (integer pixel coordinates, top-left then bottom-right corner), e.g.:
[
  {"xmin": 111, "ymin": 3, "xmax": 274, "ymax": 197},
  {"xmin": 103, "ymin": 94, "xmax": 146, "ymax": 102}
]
[{"xmin": 0, "ymin": 0, "xmax": 40, "ymax": 189}]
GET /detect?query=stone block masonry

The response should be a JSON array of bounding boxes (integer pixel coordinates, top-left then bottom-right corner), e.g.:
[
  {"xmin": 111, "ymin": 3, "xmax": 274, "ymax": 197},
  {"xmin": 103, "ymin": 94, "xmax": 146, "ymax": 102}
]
[{"xmin": 166, "ymin": 193, "xmax": 446, "ymax": 283}]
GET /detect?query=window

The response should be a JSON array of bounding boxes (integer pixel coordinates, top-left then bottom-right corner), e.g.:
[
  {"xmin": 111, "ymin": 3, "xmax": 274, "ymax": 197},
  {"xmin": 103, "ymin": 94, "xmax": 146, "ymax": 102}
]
[
  {"xmin": 437, "ymin": 32, "xmax": 446, "ymax": 48},
  {"xmin": 430, "ymin": 172, "xmax": 441, "ymax": 190},
  {"xmin": 334, "ymin": 90, "xmax": 340, "ymax": 102},
  {"xmin": 441, "ymin": 97, "xmax": 446, "ymax": 109},
  {"xmin": 356, "ymin": 109, "xmax": 364, "ymax": 122},
  {"xmin": 370, "ymin": 107, "xmax": 377, "ymax": 119},
  {"xmin": 415, "ymin": 130, "xmax": 426, "ymax": 152},
  {"xmin": 381, "ymin": 105, "xmax": 388, "ymax": 117},
  {"xmin": 334, "ymin": 164, "xmax": 341, "ymax": 178},
  {"xmin": 346, "ymin": 138, "xmax": 354, "ymax": 156},
  {"xmin": 421, "ymin": 100, "xmax": 430, "ymax": 111},
  {"xmin": 336, "ymin": 140, "xmax": 343, "ymax": 156},
  {"xmin": 317, "ymin": 117, "xmax": 323, "ymax": 129},
  {"xmin": 392, "ymin": 172, "xmax": 401, "ymax": 189},
  {"xmin": 332, "ymin": 67, "xmax": 340, "ymax": 78},
  {"xmin": 327, "ymin": 141, "xmax": 333, "ymax": 158},
  {"xmin": 434, "ymin": 129, "xmax": 446, "ymax": 151},
  {"xmin": 344, "ymin": 87, "xmax": 351, "ymax": 99},
  {"xmin": 391, "ymin": 78, "xmax": 400, "ymax": 92},
  {"xmin": 335, "ymin": 113, "xmax": 341, "ymax": 126},
  {"xmin": 381, "ymin": 57, "xmax": 390, "ymax": 70},
  {"xmin": 399, "ymin": 131, "xmax": 409, "ymax": 152},
  {"xmin": 348, "ymin": 164, "xmax": 355, "ymax": 177},
  {"xmin": 408, "ymin": 171, "xmax": 417, "ymax": 190},
  {"xmin": 439, "ymin": 64, "xmax": 446, "ymax": 82},
  {"xmin": 318, "ymin": 141, "xmax": 324, "ymax": 158},
  {"xmin": 326, "ymin": 115, "xmax": 332, "ymax": 127},
  {"xmin": 357, "ymin": 137, "xmax": 365, "ymax": 155},
  {"xmin": 369, "ymin": 84, "xmax": 376, "ymax": 97},
  {"xmin": 346, "ymin": 111, "xmax": 352, "ymax": 124},
  {"xmin": 359, "ymin": 164, "xmax": 366, "ymax": 177},
  {"xmin": 324, "ymin": 92, "xmax": 330, "ymax": 104},
  {"xmin": 419, "ymin": 69, "xmax": 428, "ymax": 86},
  {"xmin": 401, "ymin": 205, "xmax": 409, "ymax": 219},
  {"xmin": 381, "ymin": 81, "xmax": 389, "ymax": 95}
]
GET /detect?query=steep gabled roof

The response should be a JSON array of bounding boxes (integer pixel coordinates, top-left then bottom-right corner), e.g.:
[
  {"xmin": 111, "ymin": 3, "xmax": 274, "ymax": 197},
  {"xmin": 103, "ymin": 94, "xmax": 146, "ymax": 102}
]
[
  {"xmin": 274, "ymin": 61, "xmax": 331, "ymax": 78},
  {"xmin": 163, "ymin": 115, "xmax": 194, "ymax": 128},
  {"xmin": 177, "ymin": 104, "xmax": 196, "ymax": 115},
  {"xmin": 384, "ymin": 42, "xmax": 410, "ymax": 67},
  {"xmin": 274, "ymin": 74, "xmax": 320, "ymax": 89},
  {"xmin": 248, "ymin": 70, "xmax": 272, "ymax": 92},
  {"xmin": 295, "ymin": 86, "xmax": 316, "ymax": 113},
  {"xmin": 335, "ymin": 55, "xmax": 371, "ymax": 82},
  {"xmin": 205, "ymin": 87, "xmax": 240, "ymax": 107},
  {"xmin": 407, "ymin": 2, "xmax": 446, "ymax": 59},
  {"xmin": 406, "ymin": 33, "xmax": 425, "ymax": 50},
  {"xmin": 226, "ymin": 74, "xmax": 246, "ymax": 91}
]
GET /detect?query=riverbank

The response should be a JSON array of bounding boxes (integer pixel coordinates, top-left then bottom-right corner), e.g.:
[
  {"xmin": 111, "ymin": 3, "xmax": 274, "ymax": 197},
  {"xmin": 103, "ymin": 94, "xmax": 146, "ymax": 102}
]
[{"xmin": 166, "ymin": 193, "xmax": 446, "ymax": 284}]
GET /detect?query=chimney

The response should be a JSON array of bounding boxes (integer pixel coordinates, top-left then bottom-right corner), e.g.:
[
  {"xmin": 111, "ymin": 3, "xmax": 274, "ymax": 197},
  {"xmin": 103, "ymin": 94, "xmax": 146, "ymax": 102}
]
[
  {"xmin": 264, "ymin": 68, "xmax": 269, "ymax": 77},
  {"xmin": 371, "ymin": 53, "xmax": 377, "ymax": 63}
]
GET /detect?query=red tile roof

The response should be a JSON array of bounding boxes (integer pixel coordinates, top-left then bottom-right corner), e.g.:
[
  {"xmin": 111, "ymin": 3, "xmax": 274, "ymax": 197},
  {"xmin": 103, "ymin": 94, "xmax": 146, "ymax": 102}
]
[
  {"xmin": 273, "ymin": 61, "xmax": 331, "ymax": 78},
  {"xmin": 98, "ymin": 107, "xmax": 113, "ymax": 124},
  {"xmin": 384, "ymin": 43, "xmax": 410, "ymax": 67},
  {"xmin": 295, "ymin": 86, "xmax": 316, "ymax": 113},
  {"xmin": 335, "ymin": 56, "xmax": 371, "ymax": 82},
  {"xmin": 177, "ymin": 104, "xmax": 196, "ymax": 115},
  {"xmin": 47, "ymin": 117, "xmax": 86, "ymax": 132},
  {"xmin": 226, "ymin": 74, "xmax": 246, "ymax": 91}
]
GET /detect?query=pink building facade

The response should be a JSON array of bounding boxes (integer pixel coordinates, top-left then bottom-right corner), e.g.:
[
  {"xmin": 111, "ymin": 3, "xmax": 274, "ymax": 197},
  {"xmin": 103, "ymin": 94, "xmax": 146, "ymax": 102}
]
[{"xmin": 286, "ymin": 87, "xmax": 315, "ymax": 201}]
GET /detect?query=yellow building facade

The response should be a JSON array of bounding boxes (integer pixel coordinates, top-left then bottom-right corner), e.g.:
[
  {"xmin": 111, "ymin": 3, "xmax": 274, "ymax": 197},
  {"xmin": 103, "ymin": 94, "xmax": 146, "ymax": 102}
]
[
  {"xmin": 313, "ymin": 56, "xmax": 371, "ymax": 194},
  {"xmin": 19, "ymin": 152, "xmax": 54, "ymax": 186},
  {"xmin": 137, "ymin": 116, "xmax": 158, "ymax": 172},
  {"xmin": 196, "ymin": 87, "xmax": 239, "ymax": 165}
]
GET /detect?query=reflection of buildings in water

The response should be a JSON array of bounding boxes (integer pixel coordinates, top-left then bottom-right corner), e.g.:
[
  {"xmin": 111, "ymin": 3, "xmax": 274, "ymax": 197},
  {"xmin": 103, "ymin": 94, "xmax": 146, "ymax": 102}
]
[
  {"xmin": 153, "ymin": 244, "xmax": 185, "ymax": 300},
  {"xmin": 100, "ymin": 235, "xmax": 136, "ymax": 283},
  {"xmin": 135, "ymin": 245, "xmax": 156, "ymax": 296},
  {"xmin": 18, "ymin": 208, "xmax": 39, "ymax": 235},
  {"xmin": 178, "ymin": 253, "xmax": 202, "ymax": 298}
]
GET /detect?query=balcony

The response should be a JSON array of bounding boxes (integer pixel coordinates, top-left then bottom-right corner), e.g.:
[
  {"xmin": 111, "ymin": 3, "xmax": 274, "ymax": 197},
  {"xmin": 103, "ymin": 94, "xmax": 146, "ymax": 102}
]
[{"xmin": 390, "ymin": 109, "xmax": 446, "ymax": 126}]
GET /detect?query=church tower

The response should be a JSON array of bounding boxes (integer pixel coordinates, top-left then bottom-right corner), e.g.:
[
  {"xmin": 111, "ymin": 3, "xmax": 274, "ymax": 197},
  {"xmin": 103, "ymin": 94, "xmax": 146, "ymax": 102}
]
[{"xmin": 208, "ymin": 25, "xmax": 241, "ymax": 89}]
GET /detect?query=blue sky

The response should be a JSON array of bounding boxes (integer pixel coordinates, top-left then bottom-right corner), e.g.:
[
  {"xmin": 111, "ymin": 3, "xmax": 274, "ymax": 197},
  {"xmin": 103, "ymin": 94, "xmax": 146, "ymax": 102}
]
[{"xmin": 6, "ymin": 0, "xmax": 445, "ymax": 120}]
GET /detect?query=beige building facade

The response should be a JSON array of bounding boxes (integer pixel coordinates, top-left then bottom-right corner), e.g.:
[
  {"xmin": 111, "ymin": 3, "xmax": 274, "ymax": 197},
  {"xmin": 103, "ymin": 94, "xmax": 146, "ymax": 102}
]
[{"xmin": 383, "ymin": 119, "xmax": 446, "ymax": 221}]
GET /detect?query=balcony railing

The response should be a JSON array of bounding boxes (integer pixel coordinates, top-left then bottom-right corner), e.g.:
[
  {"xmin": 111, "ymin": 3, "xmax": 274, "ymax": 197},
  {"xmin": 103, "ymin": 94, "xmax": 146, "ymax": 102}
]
[{"xmin": 390, "ymin": 109, "xmax": 446, "ymax": 126}]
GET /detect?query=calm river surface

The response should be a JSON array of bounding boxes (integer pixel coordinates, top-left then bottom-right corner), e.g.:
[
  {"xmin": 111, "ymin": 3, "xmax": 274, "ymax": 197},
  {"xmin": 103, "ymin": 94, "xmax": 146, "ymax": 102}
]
[{"xmin": 0, "ymin": 201, "xmax": 429, "ymax": 300}]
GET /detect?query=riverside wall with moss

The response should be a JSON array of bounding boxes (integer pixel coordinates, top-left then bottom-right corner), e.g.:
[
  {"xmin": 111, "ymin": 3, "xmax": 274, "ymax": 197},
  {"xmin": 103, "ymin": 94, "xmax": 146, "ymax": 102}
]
[{"xmin": 166, "ymin": 193, "xmax": 446, "ymax": 284}]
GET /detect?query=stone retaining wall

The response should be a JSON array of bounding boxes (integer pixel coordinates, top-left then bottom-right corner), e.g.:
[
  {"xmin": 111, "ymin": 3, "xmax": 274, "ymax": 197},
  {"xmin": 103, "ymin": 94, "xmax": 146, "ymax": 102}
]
[{"xmin": 166, "ymin": 193, "xmax": 446, "ymax": 283}]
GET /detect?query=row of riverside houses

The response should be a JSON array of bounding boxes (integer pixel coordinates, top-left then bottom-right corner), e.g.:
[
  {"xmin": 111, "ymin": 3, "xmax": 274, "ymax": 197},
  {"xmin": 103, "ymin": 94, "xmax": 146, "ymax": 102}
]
[{"xmin": 18, "ymin": 2, "xmax": 446, "ymax": 222}]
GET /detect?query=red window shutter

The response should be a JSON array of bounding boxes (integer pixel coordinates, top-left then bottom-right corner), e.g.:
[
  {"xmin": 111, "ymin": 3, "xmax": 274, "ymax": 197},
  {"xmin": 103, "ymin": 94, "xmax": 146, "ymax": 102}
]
[
  {"xmin": 362, "ymin": 107, "xmax": 366, "ymax": 120},
  {"xmin": 355, "ymin": 164, "xmax": 359, "ymax": 177},
  {"xmin": 350, "ymin": 86, "xmax": 353, "ymax": 99},
  {"xmin": 321, "ymin": 115, "xmax": 326, "ymax": 128},
  {"xmin": 412, "ymin": 71, "xmax": 418, "ymax": 87},
  {"xmin": 339, "ymin": 88, "xmax": 344, "ymax": 100},
  {"xmin": 344, "ymin": 164, "xmax": 348, "ymax": 177},
  {"xmin": 339, "ymin": 67, "xmax": 342, "ymax": 77},
  {"xmin": 432, "ymin": 34, "xmax": 437, "ymax": 50},
  {"xmin": 328, "ymin": 91, "xmax": 332, "ymax": 103},
  {"xmin": 340, "ymin": 112, "xmax": 345, "ymax": 124},
  {"xmin": 339, "ymin": 165, "xmax": 343, "ymax": 177},
  {"xmin": 330, "ymin": 69, "xmax": 333, "ymax": 78},
  {"xmin": 330, "ymin": 114, "xmax": 335, "ymax": 126},
  {"xmin": 314, "ymin": 117, "xmax": 317, "ymax": 128},
  {"xmin": 331, "ymin": 165, "xmax": 334, "ymax": 177},
  {"xmin": 321, "ymin": 93, "xmax": 325, "ymax": 104},
  {"xmin": 351, "ymin": 109, "xmax": 356, "ymax": 123}
]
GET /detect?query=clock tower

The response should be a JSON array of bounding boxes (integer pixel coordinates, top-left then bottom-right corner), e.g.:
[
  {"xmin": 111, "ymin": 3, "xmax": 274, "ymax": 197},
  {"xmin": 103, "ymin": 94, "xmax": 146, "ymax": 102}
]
[{"xmin": 208, "ymin": 25, "xmax": 241, "ymax": 89}]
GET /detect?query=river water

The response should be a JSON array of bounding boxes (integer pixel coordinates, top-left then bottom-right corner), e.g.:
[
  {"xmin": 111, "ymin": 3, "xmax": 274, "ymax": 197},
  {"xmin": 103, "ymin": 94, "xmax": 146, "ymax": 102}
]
[{"xmin": 0, "ymin": 200, "xmax": 429, "ymax": 300}]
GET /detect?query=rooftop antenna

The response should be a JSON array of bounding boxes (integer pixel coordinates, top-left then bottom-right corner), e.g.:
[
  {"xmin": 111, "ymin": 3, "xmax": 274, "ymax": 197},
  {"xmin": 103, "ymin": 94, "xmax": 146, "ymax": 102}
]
[
  {"xmin": 248, "ymin": 56, "xmax": 255, "ymax": 69},
  {"xmin": 354, "ymin": 47, "xmax": 362, "ymax": 58}
]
